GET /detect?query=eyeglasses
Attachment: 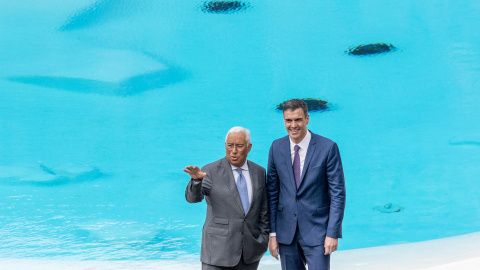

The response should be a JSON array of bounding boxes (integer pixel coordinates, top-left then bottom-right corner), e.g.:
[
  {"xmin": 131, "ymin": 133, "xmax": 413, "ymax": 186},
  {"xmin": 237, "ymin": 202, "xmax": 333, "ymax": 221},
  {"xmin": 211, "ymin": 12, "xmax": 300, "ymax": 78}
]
[{"xmin": 226, "ymin": 143, "xmax": 247, "ymax": 150}]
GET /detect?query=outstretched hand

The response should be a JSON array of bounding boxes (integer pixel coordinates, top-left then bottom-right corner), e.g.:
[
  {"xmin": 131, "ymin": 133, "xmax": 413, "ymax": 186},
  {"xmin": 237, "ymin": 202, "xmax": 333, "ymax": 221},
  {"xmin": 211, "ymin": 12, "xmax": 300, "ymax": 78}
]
[{"xmin": 183, "ymin": 165, "xmax": 206, "ymax": 180}]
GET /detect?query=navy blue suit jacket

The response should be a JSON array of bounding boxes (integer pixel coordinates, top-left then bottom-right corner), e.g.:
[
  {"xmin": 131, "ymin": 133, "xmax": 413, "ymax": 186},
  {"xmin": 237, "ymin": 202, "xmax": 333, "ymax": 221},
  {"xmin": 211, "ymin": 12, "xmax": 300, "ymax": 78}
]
[{"xmin": 267, "ymin": 131, "xmax": 346, "ymax": 246}]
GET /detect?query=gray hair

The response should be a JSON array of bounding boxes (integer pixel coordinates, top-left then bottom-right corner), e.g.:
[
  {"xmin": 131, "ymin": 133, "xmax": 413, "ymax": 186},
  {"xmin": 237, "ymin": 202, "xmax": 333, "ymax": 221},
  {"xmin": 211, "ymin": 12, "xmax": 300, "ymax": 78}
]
[
  {"xmin": 225, "ymin": 126, "xmax": 251, "ymax": 145},
  {"xmin": 282, "ymin": 99, "xmax": 308, "ymax": 117}
]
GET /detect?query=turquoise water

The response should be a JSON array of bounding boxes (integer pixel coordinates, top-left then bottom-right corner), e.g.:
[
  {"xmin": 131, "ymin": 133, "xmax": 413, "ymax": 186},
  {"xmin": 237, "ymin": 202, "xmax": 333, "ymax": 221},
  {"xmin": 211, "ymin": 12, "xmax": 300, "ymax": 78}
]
[{"xmin": 1, "ymin": 0, "xmax": 480, "ymax": 260}]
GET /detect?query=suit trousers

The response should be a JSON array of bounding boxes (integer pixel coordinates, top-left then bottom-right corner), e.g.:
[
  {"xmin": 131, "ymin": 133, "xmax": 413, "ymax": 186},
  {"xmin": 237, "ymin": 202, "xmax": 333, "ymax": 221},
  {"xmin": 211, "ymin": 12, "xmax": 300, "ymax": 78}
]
[
  {"xmin": 279, "ymin": 224, "xmax": 330, "ymax": 270},
  {"xmin": 202, "ymin": 256, "xmax": 260, "ymax": 270}
]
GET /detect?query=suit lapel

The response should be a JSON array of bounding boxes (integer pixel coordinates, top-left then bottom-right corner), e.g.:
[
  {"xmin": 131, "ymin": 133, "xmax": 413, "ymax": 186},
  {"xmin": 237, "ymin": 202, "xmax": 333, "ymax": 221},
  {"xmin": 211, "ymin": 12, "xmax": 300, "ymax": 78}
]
[
  {"xmin": 221, "ymin": 158, "xmax": 245, "ymax": 216},
  {"xmin": 247, "ymin": 161, "xmax": 257, "ymax": 215},
  {"xmin": 282, "ymin": 137, "xmax": 297, "ymax": 191},
  {"xmin": 300, "ymin": 132, "xmax": 317, "ymax": 183}
]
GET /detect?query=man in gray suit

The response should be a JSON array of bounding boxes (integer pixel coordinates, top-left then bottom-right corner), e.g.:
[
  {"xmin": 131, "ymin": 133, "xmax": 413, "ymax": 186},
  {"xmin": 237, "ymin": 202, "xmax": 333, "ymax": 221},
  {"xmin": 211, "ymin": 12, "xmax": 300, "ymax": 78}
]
[{"xmin": 184, "ymin": 126, "xmax": 269, "ymax": 270}]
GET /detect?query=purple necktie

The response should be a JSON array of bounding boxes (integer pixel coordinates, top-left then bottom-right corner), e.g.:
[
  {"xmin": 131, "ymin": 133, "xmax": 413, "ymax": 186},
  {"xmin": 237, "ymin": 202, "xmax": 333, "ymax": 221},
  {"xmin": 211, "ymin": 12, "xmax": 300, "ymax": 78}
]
[{"xmin": 293, "ymin": 145, "xmax": 301, "ymax": 188}]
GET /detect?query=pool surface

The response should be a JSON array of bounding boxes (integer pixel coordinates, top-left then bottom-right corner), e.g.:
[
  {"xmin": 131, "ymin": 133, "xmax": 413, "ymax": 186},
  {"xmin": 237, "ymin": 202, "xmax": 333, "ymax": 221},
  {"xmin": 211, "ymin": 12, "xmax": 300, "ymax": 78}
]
[{"xmin": 1, "ymin": 0, "xmax": 480, "ymax": 261}]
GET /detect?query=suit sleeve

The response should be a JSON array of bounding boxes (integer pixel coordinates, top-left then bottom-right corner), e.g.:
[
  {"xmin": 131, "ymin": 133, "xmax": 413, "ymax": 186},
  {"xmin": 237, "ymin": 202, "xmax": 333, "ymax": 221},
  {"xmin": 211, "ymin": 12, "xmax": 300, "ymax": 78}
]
[
  {"xmin": 185, "ymin": 166, "xmax": 212, "ymax": 203},
  {"xmin": 326, "ymin": 143, "xmax": 346, "ymax": 238},
  {"xmin": 266, "ymin": 143, "xmax": 279, "ymax": 234},
  {"xmin": 258, "ymin": 169, "xmax": 270, "ymax": 240}
]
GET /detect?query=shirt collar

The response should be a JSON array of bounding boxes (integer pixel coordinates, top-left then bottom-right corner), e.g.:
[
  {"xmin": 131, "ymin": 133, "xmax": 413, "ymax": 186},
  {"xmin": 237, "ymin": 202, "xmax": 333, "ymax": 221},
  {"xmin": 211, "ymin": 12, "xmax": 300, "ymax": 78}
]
[
  {"xmin": 290, "ymin": 130, "xmax": 311, "ymax": 151},
  {"xmin": 231, "ymin": 160, "xmax": 249, "ymax": 171}
]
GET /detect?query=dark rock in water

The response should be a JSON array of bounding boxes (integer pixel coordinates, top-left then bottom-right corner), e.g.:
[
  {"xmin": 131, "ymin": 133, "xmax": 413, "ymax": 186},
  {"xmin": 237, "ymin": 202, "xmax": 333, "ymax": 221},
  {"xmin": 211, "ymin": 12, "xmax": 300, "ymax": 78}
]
[
  {"xmin": 348, "ymin": 43, "xmax": 396, "ymax": 56},
  {"xmin": 375, "ymin": 203, "xmax": 403, "ymax": 213},
  {"xmin": 201, "ymin": 1, "xmax": 250, "ymax": 14},
  {"xmin": 277, "ymin": 98, "xmax": 328, "ymax": 112}
]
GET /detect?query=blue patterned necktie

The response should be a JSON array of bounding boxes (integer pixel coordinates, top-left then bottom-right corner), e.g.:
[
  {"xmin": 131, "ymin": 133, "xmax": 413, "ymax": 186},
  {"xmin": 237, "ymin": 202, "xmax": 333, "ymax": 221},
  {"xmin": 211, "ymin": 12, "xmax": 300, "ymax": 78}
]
[
  {"xmin": 235, "ymin": 168, "xmax": 249, "ymax": 214},
  {"xmin": 293, "ymin": 145, "xmax": 301, "ymax": 188}
]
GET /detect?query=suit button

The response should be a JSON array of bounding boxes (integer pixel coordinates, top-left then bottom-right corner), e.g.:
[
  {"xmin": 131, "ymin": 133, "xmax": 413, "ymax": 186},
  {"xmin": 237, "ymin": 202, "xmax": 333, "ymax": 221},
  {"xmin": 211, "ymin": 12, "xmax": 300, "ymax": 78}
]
[{"xmin": 294, "ymin": 214, "xmax": 296, "ymax": 217}]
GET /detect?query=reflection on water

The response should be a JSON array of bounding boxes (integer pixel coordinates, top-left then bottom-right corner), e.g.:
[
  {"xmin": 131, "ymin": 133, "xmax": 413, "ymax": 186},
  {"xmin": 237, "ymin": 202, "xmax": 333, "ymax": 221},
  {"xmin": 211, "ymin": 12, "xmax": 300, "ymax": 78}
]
[
  {"xmin": 59, "ymin": 0, "xmax": 149, "ymax": 31},
  {"xmin": 0, "ymin": 163, "xmax": 104, "ymax": 185},
  {"xmin": 8, "ymin": 67, "xmax": 187, "ymax": 96}
]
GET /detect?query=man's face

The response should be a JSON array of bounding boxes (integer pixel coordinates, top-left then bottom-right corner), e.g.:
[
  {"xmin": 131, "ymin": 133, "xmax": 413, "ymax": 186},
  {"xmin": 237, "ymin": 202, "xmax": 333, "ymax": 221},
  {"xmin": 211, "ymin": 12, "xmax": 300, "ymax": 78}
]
[
  {"xmin": 284, "ymin": 108, "xmax": 310, "ymax": 144},
  {"xmin": 225, "ymin": 132, "xmax": 252, "ymax": 167}
]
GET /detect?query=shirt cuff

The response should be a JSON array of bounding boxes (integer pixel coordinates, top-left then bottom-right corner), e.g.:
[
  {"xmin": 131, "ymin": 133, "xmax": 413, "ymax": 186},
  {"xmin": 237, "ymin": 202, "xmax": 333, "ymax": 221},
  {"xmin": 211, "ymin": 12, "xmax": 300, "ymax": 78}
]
[
  {"xmin": 192, "ymin": 178, "xmax": 202, "ymax": 185},
  {"xmin": 269, "ymin": 232, "xmax": 276, "ymax": 237}
]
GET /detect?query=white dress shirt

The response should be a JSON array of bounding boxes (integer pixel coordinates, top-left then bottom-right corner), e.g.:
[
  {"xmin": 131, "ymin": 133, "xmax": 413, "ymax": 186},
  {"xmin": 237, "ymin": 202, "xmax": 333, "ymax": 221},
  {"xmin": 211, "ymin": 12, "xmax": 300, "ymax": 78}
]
[
  {"xmin": 231, "ymin": 161, "xmax": 253, "ymax": 207},
  {"xmin": 289, "ymin": 130, "xmax": 311, "ymax": 178}
]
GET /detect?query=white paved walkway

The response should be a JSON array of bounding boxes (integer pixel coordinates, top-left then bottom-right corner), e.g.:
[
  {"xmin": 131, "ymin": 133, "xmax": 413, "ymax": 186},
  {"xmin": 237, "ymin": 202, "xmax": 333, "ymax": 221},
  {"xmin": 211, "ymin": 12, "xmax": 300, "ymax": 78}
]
[{"xmin": 1, "ymin": 232, "xmax": 479, "ymax": 270}]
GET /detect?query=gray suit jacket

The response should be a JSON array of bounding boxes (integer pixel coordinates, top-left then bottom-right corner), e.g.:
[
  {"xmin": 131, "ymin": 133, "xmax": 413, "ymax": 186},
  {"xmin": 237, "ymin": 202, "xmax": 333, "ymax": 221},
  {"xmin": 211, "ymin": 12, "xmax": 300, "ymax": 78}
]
[{"xmin": 185, "ymin": 157, "xmax": 269, "ymax": 267}]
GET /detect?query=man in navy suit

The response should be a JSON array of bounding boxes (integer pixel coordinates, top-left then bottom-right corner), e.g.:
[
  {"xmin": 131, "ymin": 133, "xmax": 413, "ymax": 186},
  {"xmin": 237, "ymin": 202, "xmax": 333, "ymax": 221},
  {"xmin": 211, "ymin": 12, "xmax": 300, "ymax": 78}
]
[{"xmin": 266, "ymin": 99, "xmax": 346, "ymax": 270}]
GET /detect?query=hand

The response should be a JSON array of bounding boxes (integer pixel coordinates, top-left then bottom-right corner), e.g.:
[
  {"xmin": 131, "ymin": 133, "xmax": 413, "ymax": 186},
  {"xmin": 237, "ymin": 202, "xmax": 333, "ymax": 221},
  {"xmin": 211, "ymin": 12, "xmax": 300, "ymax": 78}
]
[
  {"xmin": 183, "ymin": 165, "xmax": 206, "ymax": 180},
  {"xmin": 324, "ymin": 236, "xmax": 338, "ymax": 255},
  {"xmin": 269, "ymin": 236, "xmax": 279, "ymax": 260}
]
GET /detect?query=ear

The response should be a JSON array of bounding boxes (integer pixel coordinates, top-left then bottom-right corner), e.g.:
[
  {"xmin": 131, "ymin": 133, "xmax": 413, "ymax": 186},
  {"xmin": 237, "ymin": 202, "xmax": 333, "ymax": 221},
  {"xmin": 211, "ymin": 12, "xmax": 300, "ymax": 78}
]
[{"xmin": 247, "ymin": 143, "xmax": 252, "ymax": 153}]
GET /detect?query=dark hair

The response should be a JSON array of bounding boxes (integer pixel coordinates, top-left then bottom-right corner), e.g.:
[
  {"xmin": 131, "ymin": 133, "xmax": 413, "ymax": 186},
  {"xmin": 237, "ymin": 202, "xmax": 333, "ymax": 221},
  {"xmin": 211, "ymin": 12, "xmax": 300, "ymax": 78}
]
[{"xmin": 282, "ymin": 99, "xmax": 308, "ymax": 117}]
